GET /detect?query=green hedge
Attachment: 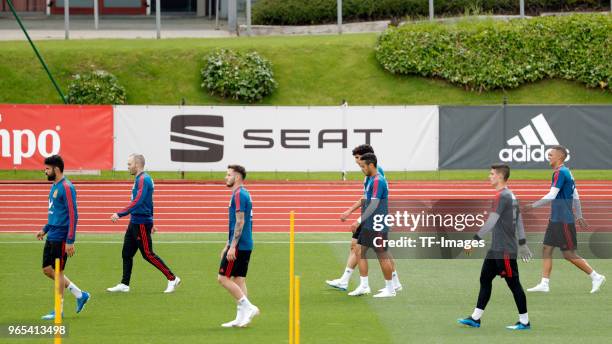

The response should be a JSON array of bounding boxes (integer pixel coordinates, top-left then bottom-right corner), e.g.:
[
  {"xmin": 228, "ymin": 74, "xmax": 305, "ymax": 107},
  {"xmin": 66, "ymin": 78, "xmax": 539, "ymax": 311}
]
[
  {"xmin": 252, "ymin": 0, "xmax": 609, "ymax": 25},
  {"xmin": 375, "ymin": 14, "xmax": 611, "ymax": 91},
  {"xmin": 201, "ymin": 49, "xmax": 277, "ymax": 103},
  {"xmin": 67, "ymin": 70, "xmax": 127, "ymax": 105}
]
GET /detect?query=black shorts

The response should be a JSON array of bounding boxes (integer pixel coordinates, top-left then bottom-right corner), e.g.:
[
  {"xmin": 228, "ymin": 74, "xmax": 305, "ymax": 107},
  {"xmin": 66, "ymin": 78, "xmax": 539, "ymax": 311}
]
[
  {"xmin": 357, "ymin": 228, "xmax": 388, "ymax": 252},
  {"xmin": 482, "ymin": 251, "xmax": 519, "ymax": 279},
  {"xmin": 352, "ymin": 224, "xmax": 362, "ymax": 240},
  {"xmin": 219, "ymin": 249, "xmax": 252, "ymax": 278},
  {"xmin": 543, "ymin": 221, "xmax": 577, "ymax": 251},
  {"xmin": 42, "ymin": 240, "xmax": 67, "ymax": 271}
]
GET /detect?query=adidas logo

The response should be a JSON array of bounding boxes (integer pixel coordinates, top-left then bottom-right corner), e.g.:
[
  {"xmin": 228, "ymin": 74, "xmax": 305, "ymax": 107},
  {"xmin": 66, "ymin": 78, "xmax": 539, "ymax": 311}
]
[{"xmin": 499, "ymin": 114, "xmax": 570, "ymax": 163}]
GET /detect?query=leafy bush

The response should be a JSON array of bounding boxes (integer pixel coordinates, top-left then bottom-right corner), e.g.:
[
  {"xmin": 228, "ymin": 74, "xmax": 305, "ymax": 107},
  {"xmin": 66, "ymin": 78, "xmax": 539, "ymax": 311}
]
[
  {"xmin": 252, "ymin": 0, "xmax": 609, "ymax": 26},
  {"xmin": 201, "ymin": 49, "xmax": 277, "ymax": 103},
  {"xmin": 67, "ymin": 70, "xmax": 126, "ymax": 105},
  {"xmin": 375, "ymin": 14, "xmax": 611, "ymax": 91},
  {"xmin": 67, "ymin": 70, "xmax": 127, "ymax": 105}
]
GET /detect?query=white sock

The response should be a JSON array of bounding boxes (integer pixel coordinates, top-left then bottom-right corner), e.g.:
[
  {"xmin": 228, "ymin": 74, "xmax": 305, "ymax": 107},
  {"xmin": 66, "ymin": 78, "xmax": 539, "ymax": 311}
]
[
  {"xmin": 340, "ymin": 267, "xmax": 354, "ymax": 283},
  {"xmin": 589, "ymin": 271, "xmax": 600, "ymax": 280},
  {"xmin": 519, "ymin": 313, "xmax": 529, "ymax": 325},
  {"xmin": 471, "ymin": 308, "xmax": 484, "ymax": 320},
  {"xmin": 359, "ymin": 276, "xmax": 369, "ymax": 287},
  {"xmin": 385, "ymin": 280, "xmax": 394, "ymax": 293},
  {"xmin": 68, "ymin": 282, "xmax": 83, "ymax": 299},
  {"xmin": 238, "ymin": 296, "xmax": 253, "ymax": 308},
  {"xmin": 541, "ymin": 277, "xmax": 550, "ymax": 285},
  {"xmin": 391, "ymin": 270, "xmax": 400, "ymax": 286}
]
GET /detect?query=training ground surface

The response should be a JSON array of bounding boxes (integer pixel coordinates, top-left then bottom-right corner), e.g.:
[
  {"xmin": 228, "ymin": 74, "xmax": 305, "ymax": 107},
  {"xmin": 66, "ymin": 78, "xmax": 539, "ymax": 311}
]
[{"xmin": 1, "ymin": 181, "xmax": 611, "ymax": 343}]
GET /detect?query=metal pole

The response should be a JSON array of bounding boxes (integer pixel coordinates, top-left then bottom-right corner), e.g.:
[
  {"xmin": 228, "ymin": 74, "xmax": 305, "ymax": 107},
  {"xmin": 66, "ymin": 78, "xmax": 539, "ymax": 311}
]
[
  {"xmin": 64, "ymin": 0, "xmax": 69, "ymax": 40},
  {"xmin": 208, "ymin": 0, "xmax": 212, "ymax": 19},
  {"xmin": 155, "ymin": 0, "xmax": 161, "ymax": 39},
  {"xmin": 46, "ymin": 0, "xmax": 50, "ymax": 15},
  {"xmin": 215, "ymin": 0, "xmax": 220, "ymax": 30},
  {"xmin": 94, "ymin": 0, "xmax": 99, "ymax": 29},
  {"xmin": 146, "ymin": 0, "xmax": 150, "ymax": 16},
  {"xmin": 228, "ymin": 0, "xmax": 236, "ymax": 33},
  {"xmin": 246, "ymin": 0, "xmax": 252, "ymax": 36},
  {"xmin": 6, "ymin": 0, "xmax": 67, "ymax": 103},
  {"xmin": 520, "ymin": 0, "xmax": 525, "ymax": 18},
  {"xmin": 337, "ymin": 0, "xmax": 342, "ymax": 34},
  {"xmin": 429, "ymin": 0, "xmax": 434, "ymax": 21}
]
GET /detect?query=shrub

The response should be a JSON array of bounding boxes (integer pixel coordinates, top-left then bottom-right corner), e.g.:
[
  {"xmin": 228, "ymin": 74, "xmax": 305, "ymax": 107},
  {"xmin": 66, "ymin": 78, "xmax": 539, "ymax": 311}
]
[
  {"xmin": 375, "ymin": 14, "xmax": 611, "ymax": 91},
  {"xmin": 67, "ymin": 70, "xmax": 127, "ymax": 105},
  {"xmin": 252, "ymin": 0, "xmax": 609, "ymax": 26},
  {"xmin": 201, "ymin": 49, "xmax": 277, "ymax": 103}
]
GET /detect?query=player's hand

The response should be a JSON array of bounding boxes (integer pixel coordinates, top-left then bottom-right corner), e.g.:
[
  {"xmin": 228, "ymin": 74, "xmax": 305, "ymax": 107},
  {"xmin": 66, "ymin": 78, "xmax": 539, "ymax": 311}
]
[
  {"xmin": 151, "ymin": 226, "xmax": 157, "ymax": 234},
  {"xmin": 227, "ymin": 246, "xmax": 237, "ymax": 262},
  {"xmin": 65, "ymin": 244, "xmax": 75, "ymax": 257},
  {"xmin": 110, "ymin": 213, "xmax": 120, "ymax": 223},
  {"xmin": 36, "ymin": 230, "xmax": 45, "ymax": 240},
  {"xmin": 577, "ymin": 217, "xmax": 589, "ymax": 230},
  {"xmin": 350, "ymin": 221, "xmax": 360, "ymax": 233},
  {"xmin": 518, "ymin": 244, "xmax": 533, "ymax": 263},
  {"xmin": 340, "ymin": 210, "xmax": 352, "ymax": 222}
]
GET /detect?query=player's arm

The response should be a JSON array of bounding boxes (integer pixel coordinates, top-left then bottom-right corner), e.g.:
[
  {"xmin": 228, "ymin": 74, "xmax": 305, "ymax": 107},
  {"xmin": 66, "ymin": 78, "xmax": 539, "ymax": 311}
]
[
  {"xmin": 531, "ymin": 187, "xmax": 560, "ymax": 208},
  {"xmin": 360, "ymin": 198, "xmax": 380, "ymax": 224},
  {"xmin": 227, "ymin": 211, "xmax": 245, "ymax": 261},
  {"xmin": 573, "ymin": 188, "xmax": 589, "ymax": 229},
  {"xmin": 472, "ymin": 194, "xmax": 508, "ymax": 244},
  {"xmin": 341, "ymin": 198, "xmax": 363, "ymax": 221},
  {"xmin": 64, "ymin": 185, "xmax": 78, "ymax": 256},
  {"xmin": 112, "ymin": 176, "xmax": 148, "ymax": 222}
]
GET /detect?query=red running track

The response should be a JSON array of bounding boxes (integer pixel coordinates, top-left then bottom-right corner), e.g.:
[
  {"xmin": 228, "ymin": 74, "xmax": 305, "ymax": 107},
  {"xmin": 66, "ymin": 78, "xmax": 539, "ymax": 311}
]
[{"xmin": 0, "ymin": 180, "xmax": 611, "ymax": 233}]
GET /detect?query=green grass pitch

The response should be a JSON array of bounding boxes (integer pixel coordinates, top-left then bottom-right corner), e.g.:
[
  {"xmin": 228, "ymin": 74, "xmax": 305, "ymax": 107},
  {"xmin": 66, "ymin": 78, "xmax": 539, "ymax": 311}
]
[{"xmin": 1, "ymin": 232, "xmax": 611, "ymax": 343}]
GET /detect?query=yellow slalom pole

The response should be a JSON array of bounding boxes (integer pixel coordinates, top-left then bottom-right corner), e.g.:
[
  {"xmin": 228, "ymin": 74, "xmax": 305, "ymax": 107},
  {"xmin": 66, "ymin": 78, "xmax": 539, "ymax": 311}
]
[
  {"xmin": 289, "ymin": 211, "xmax": 295, "ymax": 344},
  {"xmin": 295, "ymin": 275, "xmax": 301, "ymax": 344},
  {"xmin": 54, "ymin": 258, "xmax": 62, "ymax": 344}
]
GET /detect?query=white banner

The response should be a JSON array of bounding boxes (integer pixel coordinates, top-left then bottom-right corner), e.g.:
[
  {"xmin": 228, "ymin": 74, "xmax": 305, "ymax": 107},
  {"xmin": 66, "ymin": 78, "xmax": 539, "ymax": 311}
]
[{"xmin": 113, "ymin": 106, "xmax": 438, "ymax": 171}]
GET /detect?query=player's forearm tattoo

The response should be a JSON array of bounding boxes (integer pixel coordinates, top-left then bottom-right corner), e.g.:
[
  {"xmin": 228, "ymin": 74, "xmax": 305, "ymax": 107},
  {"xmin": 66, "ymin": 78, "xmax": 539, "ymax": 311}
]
[{"xmin": 231, "ymin": 212, "xmax": 245, "ymax": 247}]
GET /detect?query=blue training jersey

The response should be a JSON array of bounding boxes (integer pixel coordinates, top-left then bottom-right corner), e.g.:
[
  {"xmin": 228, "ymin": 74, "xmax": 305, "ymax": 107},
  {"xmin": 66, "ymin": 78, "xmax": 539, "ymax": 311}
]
[
  {"xmin": 363, "ymin": 165, "xmax": 385, "ymax": 190},
  {"xmin": 117, "ymin": 172, "xmax": 154, "ymax": 224},
  {"xmin": 44, "ymin": 177, "xmax": 78, "ymax": 244},
  {"xmin": 228, "ymin": 186, "xmax": 254, "ymax": 250},
  {"xmin": 550, "ymin": 165, "xmax": 576, "ymax": 224},
  {"xmin": 362, "ymin": 172, "xmax": 389, "ymax": 231}
]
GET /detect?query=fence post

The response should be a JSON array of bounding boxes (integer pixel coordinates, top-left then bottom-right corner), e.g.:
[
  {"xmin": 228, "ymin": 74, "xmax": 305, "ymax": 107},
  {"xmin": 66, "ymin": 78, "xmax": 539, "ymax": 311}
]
[
  {"xmin": 228, "ymin": 0, "xmax": 237, "ymax": 33},
  {"xmin": 246, "ymin": 0, "xmax": 252, "ymax": 36},
  {"xmin": 215, "ymin": 0, "xmax": 220, "ymax": 30},
  {"xmin": 94, "ymin": 0, "xmax": 99, "ymax": 29},
  {"xmin": 429, "ymin": 0, "xmax": 434, "ymax": 21},
  {"xmin": 64, "ymin": 0, "xmax": 69, "ymax": 40},
  {"xmin": 155, "ymin": 0, "xmax": 161, "ymax": 39},
  {"xmin": 520, "ymin": 0, "xmax": 525, "ymax": 18},
  {"xmin": 337, "ymin": 0, "xmax": 342, "ymax": 34}
]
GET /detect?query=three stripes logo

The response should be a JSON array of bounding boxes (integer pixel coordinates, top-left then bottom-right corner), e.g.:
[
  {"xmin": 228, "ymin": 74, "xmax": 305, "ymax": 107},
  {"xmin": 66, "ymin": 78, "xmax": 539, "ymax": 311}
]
[
  {"xmin": 499, "ymin": 114, "xmax": 569, "ymax": 163},
  {"xmin": 170, "ymin": 115, "xmax": 224, "ymax": 163}
]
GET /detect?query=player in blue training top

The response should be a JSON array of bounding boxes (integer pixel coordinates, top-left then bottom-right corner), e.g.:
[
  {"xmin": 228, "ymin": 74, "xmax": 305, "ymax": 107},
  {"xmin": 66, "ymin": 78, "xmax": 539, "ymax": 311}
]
[
  {"xmin": 107, "ymin": 154, "xmax": 180, "ymax": 294},
  {"xmin": 218, "ymin": 165, "xmax": 259, "ymax": 328},
  {"xmin": 527, "ymin": 146, "xmax": 606, "ymax": 294},
  {"xmin": 353, "ymin": 153, "xmax": 396, "ymax": 298},
  {"xmin": 327, "ymin": 144, "xmax": 402, "ymax": 295},
  {"xmin": 36, "ymin": 155, "xmax": 90, "ymax": 320}
]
